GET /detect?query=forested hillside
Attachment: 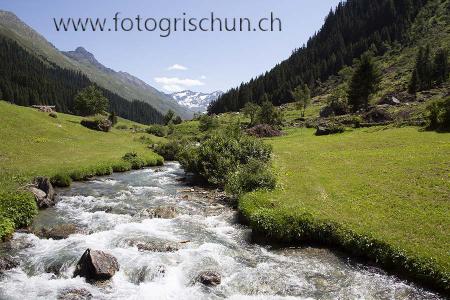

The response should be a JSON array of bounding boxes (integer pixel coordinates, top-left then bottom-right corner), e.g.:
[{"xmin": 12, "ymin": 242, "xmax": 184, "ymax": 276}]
[
  {"xmin": 209, "ymin": 0, "xmax": 429, "ymax": 113},
  {"xmin": 0, "ymin": 36, "xmax": 164, "ymax": 124}
]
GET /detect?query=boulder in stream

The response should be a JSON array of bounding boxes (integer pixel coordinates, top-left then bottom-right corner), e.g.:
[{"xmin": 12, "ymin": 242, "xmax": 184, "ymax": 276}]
[
  {"xmin": 29, "ymin": 176, "xmax": 56, "ymax": 209},
  {"xmin": 57, "ymin": 288, "xmax": 92, "ymax": 300},
  {"xmin": 137, "ymin": 206, "xmax": 178, "ymax": 219},
  {"xmin": 136, "ymin": 241, "xmax": 179, "ymax": 253},
  {"xmin": 0, "ymin": 256, "xmax": 19, "ymax": 273},
  {"xmin": 196, "ymin": 271, "xmax": 221, "ymax": 286},
  {"xmin": 73, "ymin": 249, "xmax": 119, "ymax": 281},
  {"xmin": 35, "ymin": 224, "xmax": 80, "ymax": 240}
]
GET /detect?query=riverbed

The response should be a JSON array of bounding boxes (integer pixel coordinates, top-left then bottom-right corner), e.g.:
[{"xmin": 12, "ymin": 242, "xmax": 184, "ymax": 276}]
[{"xmin": 0, "ymin": 163, "xmax": 441, "ymax": 299}]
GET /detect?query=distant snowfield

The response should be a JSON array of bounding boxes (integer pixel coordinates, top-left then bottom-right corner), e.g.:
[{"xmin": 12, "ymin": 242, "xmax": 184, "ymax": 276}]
[{"xmin": 169, "ymin": 90, "xmax": 223, "ymax": 113}]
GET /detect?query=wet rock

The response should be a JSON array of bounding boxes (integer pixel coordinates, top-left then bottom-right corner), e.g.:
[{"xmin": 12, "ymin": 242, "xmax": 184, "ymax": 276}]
[
  {"xmin": 29, "ymin": 176, "xmax": 56, "ymax": 209},
  {"xmin": 73, "ymin": 249, "xmax": 119, "ymax": 280},
  {"xmin": 138, "ymin": 206, "xmax": 178, "ymax": 219},
  {"xmin": 0, "ymin": 256, "xmax": 19, "ymax": 272},
  {"xmin": 196, "ymin": 271, "xmax": 221, "ymax": 286},
  {"xmin": 136, "ymin": 241, "xmax": 179, "ymax": 253},
  {"xmin": 36, "ymin": 224, "xmax": 80, "ymax": 240},
  {"xmin": 154, "ymin": 168, "xmax": 164, "ymax": 173},
  {"xmin": 130, "ymin": 265, "xmax": 166, "ymax": 284},
  {"xmin": 57, "ymin": 288, "xmax": 92, "ymax": 300}
]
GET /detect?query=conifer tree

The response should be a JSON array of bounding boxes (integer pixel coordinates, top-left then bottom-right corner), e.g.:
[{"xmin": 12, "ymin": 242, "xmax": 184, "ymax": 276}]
[
  {"xmin": 348, "ymin": 53, "xmax": 381, "ymax": 112},
  {"xmin": 433, "ymin": 48, "xmax": 449, "ymax": 85}
]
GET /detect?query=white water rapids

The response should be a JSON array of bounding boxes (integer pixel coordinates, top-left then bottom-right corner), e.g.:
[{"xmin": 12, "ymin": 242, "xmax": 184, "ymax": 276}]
[{"xmin": 0, "ymin": 163, "xmax": 441, "ymax": 299}]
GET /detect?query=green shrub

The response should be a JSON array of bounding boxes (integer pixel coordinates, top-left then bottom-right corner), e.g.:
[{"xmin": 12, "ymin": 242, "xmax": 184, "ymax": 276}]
[
  {"xmin": 146, "ymin": 125, "xmax": 168, "ymax": 137},
  {"xmin": 153, "ymin": 139, "xmax": 189, "ymax": 161},
  {"xmin": 226, "ymin": 159, "xmax": 276, "ymax": 196},
  {"xmin": 179, "ymin": 129, "xmax": 275, "ymax": 191},
  {"xmin": 112, "ymin": 160, "xmax": 132, "ymax": 172},
  {"xmin": 51, "ymin": 173, "xmax": 72, "ymax": 187},
  {"xmin": 0, "ymin": 192, "xmax": 38, "ymax": 228},
  {"xmin": 198, "ymin": 114, "xmax": 220, "ymax": 132},
  {"xmin": 257, "ymin": 101, "xmax": 284, "ymax": 128},
  {"xmin": 122, "ymin": 152, "xmax": 145, "ymax": 169},
  {"xmin": 69, "ymin": 168, "xmax": 92, "ymax": 181},
  {"xmin": 0, "ymin": 217, "xmax": 14, "ymax": 241},
  {"xmin": 427, "ymin": 97, "xmax": 450, "ymax": 131},
  {"xmin": 80, "ymin": 115, "xmax": 112, "ymax": 132},
  {"xmin": 94, "ymin": 164, "xmax": 113, "ymax": 176}
]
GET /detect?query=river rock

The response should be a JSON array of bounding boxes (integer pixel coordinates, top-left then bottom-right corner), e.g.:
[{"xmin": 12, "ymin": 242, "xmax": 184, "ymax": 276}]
[
  {"xmin": 136, "ymin": 241, "xmax": 179, "ymax": 253},
  {"xmin": 29, "ymin": 176, "xmax": 56, "ymax": 209},
  {"xmin": 196, "ymin": 271, "xmax": 221, "ymax": 286},
  {"xmin": 73, "ymin": 249, "xmax": 119, "ymax": 280},
  {"xmin": 0, "ymin": 256, "xmax": 19, "ymax": 272},
  {"xmin": 138, "ymin": 206, "xmax": 178, "ymax": 219},
  {"xmin": 57, "ymin": 288, "xmax": 92, "ymax": 300},
  {"xmin": 36, "ymin": 224, "xmax": 80, "ymax": 240}
]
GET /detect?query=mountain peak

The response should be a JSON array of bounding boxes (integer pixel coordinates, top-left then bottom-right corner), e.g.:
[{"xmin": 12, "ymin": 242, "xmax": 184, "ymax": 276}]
[
  {"xmin": 169, "ymin": 90, "xmax": 223, "ymax": 113},
  {"xmin": 63, "ymin": 46, "xmax": 106, "ymax": 71}
]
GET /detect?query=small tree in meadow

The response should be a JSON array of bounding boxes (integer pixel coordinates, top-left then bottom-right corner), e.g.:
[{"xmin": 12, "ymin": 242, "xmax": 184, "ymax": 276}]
[
  {"xmin": 257, "ymin": 101, "xmax": 283, "ymax": 127},
  {"xmin": 242, "ymin": 102, "xmax": 261, "ymax": 126},
  {"xmin": 292, "ymin": 84, "xmax": 311, "ymax": 117},
  {"xmin": 74, "ymin": 85, "xmax": 109, "ymax": 116}
]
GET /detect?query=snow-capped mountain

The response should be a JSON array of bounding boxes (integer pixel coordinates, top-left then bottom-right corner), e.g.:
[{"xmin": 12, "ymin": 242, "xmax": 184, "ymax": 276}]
[{"xmin": 169, "ymin": 90, "xmax": 223, "ymax": 113}]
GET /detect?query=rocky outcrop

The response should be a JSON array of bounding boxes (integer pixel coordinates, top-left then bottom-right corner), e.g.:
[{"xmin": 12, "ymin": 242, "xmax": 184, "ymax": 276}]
[
  {"xmin": 0, "ymin": 256, "xmax": 19, "ymax": 273},
  {"xmin": 196, "ymin": 271, "xmax": 221, "ymax": 286},
  {"xmin": 73, "ymin": 249, "xmax": 119, "ymax": 281},
  {"xmin": 29, "ymin": 177, "xmax": 56, "ymax": 209}
]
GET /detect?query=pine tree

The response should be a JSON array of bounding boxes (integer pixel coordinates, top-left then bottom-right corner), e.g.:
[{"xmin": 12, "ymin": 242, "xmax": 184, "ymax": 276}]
[
  {"xmin": 348, "ymin": 53, "xmax": 381, "ymax": 112},
  {"xmin": 408, "ymin": 68, "xmax": 419, "ymax": 94},
  {"xmin": 433, "ymin": 48, "xmax": 449, "ymax": 85}
]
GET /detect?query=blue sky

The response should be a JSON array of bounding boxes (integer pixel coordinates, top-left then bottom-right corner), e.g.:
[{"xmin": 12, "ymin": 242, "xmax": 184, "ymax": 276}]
[{"xmin": 0, "ymin": 0, "xmax": 341, "ymax": 93}]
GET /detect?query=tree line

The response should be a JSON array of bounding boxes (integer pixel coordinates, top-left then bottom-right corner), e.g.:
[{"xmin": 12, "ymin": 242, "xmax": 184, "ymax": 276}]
[
  {"xmin": 0, "ymin": 36, "xmax": 164, "ymax": 124},
  {"xmin": 208, "ymin": 0, "xmax": 428, "ymax": 114}
]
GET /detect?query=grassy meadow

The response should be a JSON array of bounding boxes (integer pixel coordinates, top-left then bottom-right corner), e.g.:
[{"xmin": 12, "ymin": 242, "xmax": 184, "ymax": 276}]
[
  {"xmin": 0, "ymin": 101, "xmax": 164, "ymax": 238},
  {"xmin": 239, "ymin": 126, "xmax": 450, "ymax": 290}
]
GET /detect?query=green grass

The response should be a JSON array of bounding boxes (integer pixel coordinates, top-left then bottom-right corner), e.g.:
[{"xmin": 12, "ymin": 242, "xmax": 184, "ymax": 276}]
[
  {"xmin": 0, "ymin": 101, "xmax": 163, "ymax": 238},
  {"xmin": 240, "ymin": 126, "xmax": 450, "ymax": 292}
]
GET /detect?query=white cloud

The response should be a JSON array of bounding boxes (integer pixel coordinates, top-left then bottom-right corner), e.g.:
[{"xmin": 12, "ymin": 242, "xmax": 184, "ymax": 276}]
[
  {"xmin": 167, "ymin": 64, "xmax": 188, "ymax": 71},
  {"xmin": 200, "ymin": 75, "xmax": 207, "ymax": 79},
  {"xmin": 154, "ymin": 77, "xmax": 205, "ymax": 92}
]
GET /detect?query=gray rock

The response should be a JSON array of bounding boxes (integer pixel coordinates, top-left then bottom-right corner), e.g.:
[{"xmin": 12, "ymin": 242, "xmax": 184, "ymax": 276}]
[
  {"xmin": 136, "ymin": 241, "xmax": 178, "ymax": 253},
  {"xmin": 196, "ymin": 271, "xmax": 221, "ymax": 286},
  {"xmin": 315, "ymin": 125, "xmax": 344, "ymax": 136},
  {"xmin": 138, "ymin": 206, "xmax": 178, "ymax": 219},
  {"xmin": 0, "ymin": 256, "xmax": 19, "ymax": 272},
  {"xmin": 73, "ymin": 249, "xmax": 119, "ymax": 281},
  {"xmin": 29, "ymin": 176, "xmax": 56, "ymax": 209},
  {"xmin": 57, "ymin": 288, "xmax": 92, "ymax": 300},
  {"xmin": 35, "ymin": 224, "xmax": 80, "ymax": 240}
]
